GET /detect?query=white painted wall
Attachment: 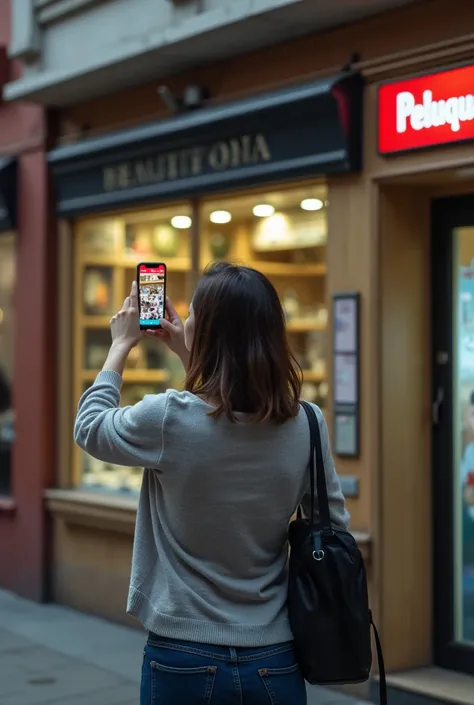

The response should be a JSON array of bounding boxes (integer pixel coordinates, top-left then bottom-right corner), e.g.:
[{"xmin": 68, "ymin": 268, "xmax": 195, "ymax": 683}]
[{"xmin": 5, "ymin": 0, "xmax": 419, "ymax": 106}]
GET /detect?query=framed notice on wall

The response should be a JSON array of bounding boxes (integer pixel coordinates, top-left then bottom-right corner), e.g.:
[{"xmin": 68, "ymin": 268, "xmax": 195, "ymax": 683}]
[{"xmin": 333, "ymin": 292, "xmax": 360, "ymax": 457}]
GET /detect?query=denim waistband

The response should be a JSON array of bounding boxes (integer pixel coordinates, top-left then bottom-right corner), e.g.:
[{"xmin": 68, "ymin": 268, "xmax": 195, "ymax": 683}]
[{"xmin": 147, "ymin": 632, "xmax": 294, "ymax": 663}]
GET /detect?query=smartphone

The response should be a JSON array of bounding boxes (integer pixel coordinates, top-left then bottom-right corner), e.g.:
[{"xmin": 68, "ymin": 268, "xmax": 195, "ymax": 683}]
[{"xmin": 137, "ymin": 262, "xmax": 167, "ymax": 330}]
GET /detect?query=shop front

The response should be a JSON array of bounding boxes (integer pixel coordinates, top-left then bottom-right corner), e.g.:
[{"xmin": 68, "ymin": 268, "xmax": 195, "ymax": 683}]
[
  {"xmin": 362, "ymin": 59, "xmax": 474, "ymax": 700},
  {"xmin": 45, "ymin": 72, "xmax": 364, "ymax": 624},
  {"xmin": 0, "ymin": 124, "xmax": 53, "ymax": 602}
]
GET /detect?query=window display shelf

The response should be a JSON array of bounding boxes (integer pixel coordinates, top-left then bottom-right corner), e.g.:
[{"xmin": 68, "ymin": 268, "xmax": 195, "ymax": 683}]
[
  {"xmin": 246, "ymin": 261, "xmax": 326, "ymax": 277},
  {"xmin": 302, "ymin": 370, "xmax": 326, "ymax": 383},
  {"xmin": 82, "ymin": 369, "xmax": 169, "ymax": 383},
  {"xmin": 82, "ymin": 315, "xmax": 112, "ymax": 328},
  {"xmin": 287, "ymin": 320, "xmax": 326, "ymax": 333},
  {"xmin": 82, "ymin": 256, "xmax": 191, "ymax": 272}
]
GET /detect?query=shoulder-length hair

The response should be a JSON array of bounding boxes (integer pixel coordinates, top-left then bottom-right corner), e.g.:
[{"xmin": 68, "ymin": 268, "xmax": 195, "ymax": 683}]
[{"xmin": 185, "ymin": 262, "xmax": 302, "ymax": 423}]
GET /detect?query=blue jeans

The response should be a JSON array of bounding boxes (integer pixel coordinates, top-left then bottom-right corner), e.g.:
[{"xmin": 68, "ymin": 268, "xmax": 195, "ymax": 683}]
[{"xmin": 141, "ymin": 633, "xmax": 307, "ymax": 705}]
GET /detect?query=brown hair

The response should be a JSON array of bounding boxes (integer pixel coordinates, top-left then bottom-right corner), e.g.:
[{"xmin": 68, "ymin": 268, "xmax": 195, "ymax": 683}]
[{"xmin": 185, "ymin": 262, "xmax": 302, "ymax": 423}]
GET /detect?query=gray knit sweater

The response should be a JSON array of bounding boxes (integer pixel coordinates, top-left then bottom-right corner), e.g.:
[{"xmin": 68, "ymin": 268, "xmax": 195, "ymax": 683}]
[{"xmin": 74, "ymin": 370, "xmax": 349, "ymax": 647}]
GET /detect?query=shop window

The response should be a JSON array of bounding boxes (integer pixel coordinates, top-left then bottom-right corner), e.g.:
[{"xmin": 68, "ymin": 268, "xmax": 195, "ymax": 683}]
[
  {"xmin": 455, "ymin": 227, "xmax": 474, "ymax": 644},
  {"xmin": 201, "ymin": 185, "xmax": 328, "ymax": 408},
  {"xmin": 74, "ymin": 205, "xmax": 192, "ymax": 491},
  {"xmin": 73, "ymin": 186, "xmax": 328, "ymax": 494},
  {"xmin": 0, "ymin": 233, "xmax": 16, "ymax": 496}
]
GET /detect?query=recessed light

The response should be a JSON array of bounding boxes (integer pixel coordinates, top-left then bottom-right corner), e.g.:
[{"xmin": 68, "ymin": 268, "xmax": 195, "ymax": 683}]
[
  {"xmin": 210, "ymin": 210, "xmax": 232, "ymax": 224},
  {"xmin": 171, "ymin": 215, "xmax": 192, "ymax": 229},
  {"xmin": 300, "ymin": 198, "xmax": 324, "ymax": 211},
  {"xmin": 253, "ymin": 204, "xmax": 275, "ymax": 217}
]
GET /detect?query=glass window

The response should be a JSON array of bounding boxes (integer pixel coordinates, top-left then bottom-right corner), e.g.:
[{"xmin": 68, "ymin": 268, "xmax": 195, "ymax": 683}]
[
  {"xmin": 201, "ymin": 184, "xmax": 328, "ymax": 408},
  {"xmin": 0, "ymin": 233, "xmax": 16, "ymax": 496},
  {"xmin": 72, "ymin": 186, "xmax": 328, "ymax": 495},
  {"xmin": 454, "ymin": 226, "xmax": 474, "ymax": 644},
  {"xmin": 74, "ymin": 204, "xmax": 192, "ymax": 492}
]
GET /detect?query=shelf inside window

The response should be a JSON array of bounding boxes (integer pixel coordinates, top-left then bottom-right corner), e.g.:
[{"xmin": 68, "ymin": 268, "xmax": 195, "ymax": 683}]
[
  {"xmin": 82, "ymin": 369, "xmax": 169, "ymax": 383},
  {"xmin": 302, "ymin": 370, "xmax": 326, "ymax": 383},
  {"xmin": 251, "ymin": 261, "xmax": 326, "ymax": 277},
  {"xmin": 82, "ymin": 315, "xmax": 111, "ymax": 328},
  {"xmin": 81, "ymin": 256, "xmax": 191, "ymax": 272},
  {"xmin": 287, "ymin": 319, "xmax": 326, "ymax": 333}
]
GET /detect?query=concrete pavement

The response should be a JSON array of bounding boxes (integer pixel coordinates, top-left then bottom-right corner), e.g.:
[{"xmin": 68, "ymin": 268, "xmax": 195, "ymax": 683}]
[{"xmin": 0, "ymin": 589, "xmax": 368, "ymax": 705}]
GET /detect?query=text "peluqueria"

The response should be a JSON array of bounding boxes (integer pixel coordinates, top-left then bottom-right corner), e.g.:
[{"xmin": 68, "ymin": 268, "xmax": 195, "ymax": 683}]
[{"xmin": 396, "ymin": 90, "xmax": 474, "ymax": 133}]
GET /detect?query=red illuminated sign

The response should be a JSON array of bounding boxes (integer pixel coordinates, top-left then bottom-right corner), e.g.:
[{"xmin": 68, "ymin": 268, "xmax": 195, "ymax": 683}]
[{"xmin": 378, "ymin": 64, "xmax": 474, "ymax": 154}]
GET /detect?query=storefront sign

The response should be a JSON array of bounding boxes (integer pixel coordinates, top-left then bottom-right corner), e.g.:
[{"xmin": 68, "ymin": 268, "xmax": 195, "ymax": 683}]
[
  {"xmin": 102, "ymin": 134, "xmax": 271, "ymax": 192},
  {"xmin": 378, "ymin": 64, "xmax": 474, "ymax": 154},
  {"xmin": 49, "ymin": 72, "xmax": 363, "ymax": 216}
]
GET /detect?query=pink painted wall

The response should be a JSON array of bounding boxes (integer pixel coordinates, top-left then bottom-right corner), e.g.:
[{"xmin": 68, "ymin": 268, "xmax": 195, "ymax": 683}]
[{"xmin": 0, "ymin": 0, "xmax": 55, "ymax": 601}]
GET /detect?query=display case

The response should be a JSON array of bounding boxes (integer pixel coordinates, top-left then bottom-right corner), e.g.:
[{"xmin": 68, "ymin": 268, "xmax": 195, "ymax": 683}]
[
  {"xmin": 73, "ymin": 204, "xmax": 192, "ymax": 490},
  {"xmin": 73, "ymin": 186, "xmax": 328, "ymax": 494},
  {"xmin": 201, "ymin": 186, "xmax": 329, "ymax": 408}
]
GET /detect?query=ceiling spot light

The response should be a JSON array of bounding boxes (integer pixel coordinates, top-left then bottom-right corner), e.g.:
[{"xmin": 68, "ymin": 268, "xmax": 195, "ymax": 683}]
[
  {"xmin": 171, "ymin": 215, "xmax": 192, "ymax": 229},
  {"xmin": 252, "ymin": 204, "xmax": 275, "ymax": 217},
  {"xmin": 210, "ymin": 210, "xmax": 232, "ymax": 224},
  {"xmin": 300, "ymin": 198, "xmax": 324, "ymax": 211}
]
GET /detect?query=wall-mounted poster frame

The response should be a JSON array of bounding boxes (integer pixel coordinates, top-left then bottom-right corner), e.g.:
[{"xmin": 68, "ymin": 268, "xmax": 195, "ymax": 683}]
[{"xmin": 333, "ymin": 292, "xmax": 360, "ymax": 457}]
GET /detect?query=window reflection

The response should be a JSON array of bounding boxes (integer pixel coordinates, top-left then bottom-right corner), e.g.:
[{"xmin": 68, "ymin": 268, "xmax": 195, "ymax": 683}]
[{"xmin": 455, "ymin": 227, "xmax": 474, "ymax": 643}]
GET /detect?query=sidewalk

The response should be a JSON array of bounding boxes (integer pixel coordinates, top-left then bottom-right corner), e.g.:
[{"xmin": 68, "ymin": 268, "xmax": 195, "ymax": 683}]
[{"xmin": 0, "ymin": 589, "xmax": 368, "ymax": 705}]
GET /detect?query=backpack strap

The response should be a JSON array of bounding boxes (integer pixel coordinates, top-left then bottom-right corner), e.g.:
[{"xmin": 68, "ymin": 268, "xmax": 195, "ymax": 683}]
[
  {"xmin": 370, "ymin": 613, "xmax": 387, "ymax": 705},
  {"xmin": 300, "ymin": 401, "xmax": 333, "ymax": 535}
]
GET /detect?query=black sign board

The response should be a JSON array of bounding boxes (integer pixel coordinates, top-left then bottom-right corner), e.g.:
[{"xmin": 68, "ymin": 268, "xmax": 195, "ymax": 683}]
[
  {"xmin": 0, "ymin": 157, "xmax": 17, "ymax": 232},
  {"xmin": 49, "ymin": 73, "xmax": 363, "ymax": 216}
]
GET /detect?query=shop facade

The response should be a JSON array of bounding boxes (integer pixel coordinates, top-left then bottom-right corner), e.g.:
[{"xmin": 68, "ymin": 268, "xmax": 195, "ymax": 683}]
[
  {"xmin": 4, "ymin": 0, "xmax": 474, "ymax": 701},
  {"xmin": 0, "ymin": 0, "xmax": 54, "ymax": 602},
  {"xmin": 45, "ymin": 70, "xmax": 365, "ymax": 624}
]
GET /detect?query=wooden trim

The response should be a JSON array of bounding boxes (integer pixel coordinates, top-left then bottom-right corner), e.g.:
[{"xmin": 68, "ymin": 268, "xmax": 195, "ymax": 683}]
[
  {"xmin": 44, "ymin": 488, "xmax": 371, "ymax": 561},
  {"xmin": 372, "ymin": 154, "xmax": 474, "ymax": 183},
  {"xmin": 368, "ymin": 181, "xmax": 382, "ymax": 626},
  {"xmin": 56, "ymin": 219, "xmax": 73, "ymax": 488},
  {"xmin": 44, "ymin": 488, "xmax": 137, "ymax": 534},
  {"xmin": 72, "ymin": 218, "xmax": 83, "ymax": 486},
  {"xmin": 378, "ymin": 185, "xmax": 432, "ymax": 669},
  {"xmin": 189, "ymin": 199, "xmax": 200, "ymax": 297},
  {"xmin": 356, "ymin": 33, "xmax": 474, "ymax": 82}
]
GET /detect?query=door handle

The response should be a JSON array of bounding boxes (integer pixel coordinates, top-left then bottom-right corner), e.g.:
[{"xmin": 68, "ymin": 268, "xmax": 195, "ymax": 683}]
[{"xmin": 432, "ymin": 386, "xmax": 445, "ymax": 425}]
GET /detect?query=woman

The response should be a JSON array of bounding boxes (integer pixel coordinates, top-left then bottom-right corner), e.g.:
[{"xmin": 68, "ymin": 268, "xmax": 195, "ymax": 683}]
[{"xmin": 74, "ymin": 262, "xmax": 349, "ymax": 705}]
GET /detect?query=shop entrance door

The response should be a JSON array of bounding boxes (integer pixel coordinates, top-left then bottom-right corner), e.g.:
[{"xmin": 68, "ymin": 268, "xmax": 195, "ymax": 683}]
[{"xmin": 432, "ymin": 194, "xmax": 474, "ymax": 675}]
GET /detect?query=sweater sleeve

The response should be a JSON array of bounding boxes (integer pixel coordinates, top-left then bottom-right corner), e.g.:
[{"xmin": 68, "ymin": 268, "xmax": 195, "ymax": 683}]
[
  {"xmin": 74, "ymin": 370, "xmax": 170, "ymax": 468},
  {"xmin": 301, "ymin": 405, "xmax": 350, "ymax": 531}
]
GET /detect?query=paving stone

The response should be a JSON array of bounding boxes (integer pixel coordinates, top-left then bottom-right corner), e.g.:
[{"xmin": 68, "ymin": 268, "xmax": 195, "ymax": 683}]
[
  {"xmin": 0, "ymin": 630, "xmax": 34, "ymax": 654},
  {"xmin": 25, "ymin": 683, "xmax": 138, "ymax": 705},
  {"xmin": 0, "ymin": 657, "xmax": 128, "ymax": 705},
  {"xmin": 0, "ymin": 589, "xmax": 366, "ymax": 705}
]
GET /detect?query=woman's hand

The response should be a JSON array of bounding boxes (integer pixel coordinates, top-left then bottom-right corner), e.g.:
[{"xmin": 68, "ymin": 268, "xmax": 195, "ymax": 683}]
[
  {"xmin": 145, "ymin": 297, "xmax": 190, "ymax": 370},
  {"xmin": 110, "ymin": 281, "xmax": 142, "ymax": 352}
]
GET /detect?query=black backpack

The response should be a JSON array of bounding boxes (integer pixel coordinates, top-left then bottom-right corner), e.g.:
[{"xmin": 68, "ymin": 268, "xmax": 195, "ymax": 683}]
[{"xmin": 288, "ymin": 401, "xmax": 386, "ymax": 705}]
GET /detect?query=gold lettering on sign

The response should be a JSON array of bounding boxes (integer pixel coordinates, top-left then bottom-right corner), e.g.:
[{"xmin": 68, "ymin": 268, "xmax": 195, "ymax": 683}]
[
  {"xmin": 103, "ymin": 167, "xmax": 117, "ymax": 191},
  {"xmin": 102, "ymin": 133, "xmax": 272, "ymax": 192},
  {"xmin": 254, "ymin": 133, "xmax": 271, "ymax": 162},
  {"xmin": 208, "ymin": 142, "xmax": 229, "ymax": 171}
]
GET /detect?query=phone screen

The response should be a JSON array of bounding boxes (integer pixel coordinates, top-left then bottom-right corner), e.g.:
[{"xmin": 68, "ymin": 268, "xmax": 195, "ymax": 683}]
[{"xmin": 137, "ymin": 263, "xmax": 166, "ymax": 328}]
